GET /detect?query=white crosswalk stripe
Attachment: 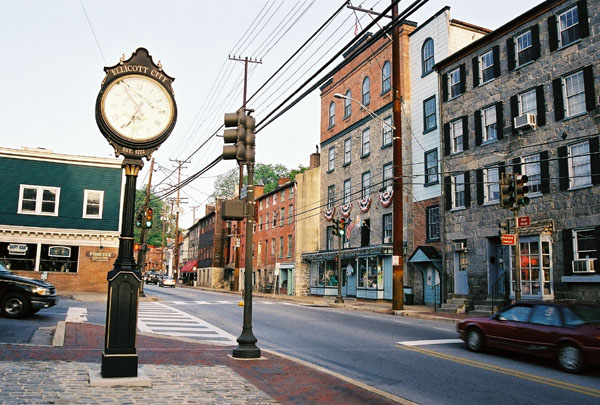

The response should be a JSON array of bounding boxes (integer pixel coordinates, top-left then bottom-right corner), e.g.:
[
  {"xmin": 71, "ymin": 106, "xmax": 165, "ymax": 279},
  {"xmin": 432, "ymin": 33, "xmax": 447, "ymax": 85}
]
[
  {"xmin": 138, "ymin": 302, "xmax": 237, "ymax": 345},
  {"xmin": 396, "ymin": 339, "xmax": 463, "ymax": 346}
]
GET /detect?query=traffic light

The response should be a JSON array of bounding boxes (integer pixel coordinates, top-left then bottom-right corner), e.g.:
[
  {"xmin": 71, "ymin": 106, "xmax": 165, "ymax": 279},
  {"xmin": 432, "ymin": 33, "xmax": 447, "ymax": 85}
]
[
  {"xmin": 499, "ymin": 221, "xmax": 509, "ymax": 235},
  {"xmin": 145, "ymin": 208, "xmax": 153, "ymax": 228},
  {"xmin": 136, "ymin": 212, "xmax": 143, "ymax": 227},
  {"xmin": 339, "ymin": 218, "xmax": 345, "ymax": 236},
  {"xmin": 222, "ymin": 111, "xmax": 255, "ymax": 163},
  {"xmin": 515, "ymin": 175, "xmax": 530, "ymax": 206},
  {"xmin": 331, "ymin": 218, "xmax": 339, "ymax": 236},
  {"xmin": 499, "ymin": 174, "xmax": 515, "ymax": 209}
]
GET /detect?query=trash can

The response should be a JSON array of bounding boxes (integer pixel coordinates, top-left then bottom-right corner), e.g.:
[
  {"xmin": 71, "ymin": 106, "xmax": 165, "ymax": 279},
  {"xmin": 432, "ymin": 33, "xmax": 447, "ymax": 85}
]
[{"xmin": 403, "ymin": 286, "xmax": 414, "ymax": 305}]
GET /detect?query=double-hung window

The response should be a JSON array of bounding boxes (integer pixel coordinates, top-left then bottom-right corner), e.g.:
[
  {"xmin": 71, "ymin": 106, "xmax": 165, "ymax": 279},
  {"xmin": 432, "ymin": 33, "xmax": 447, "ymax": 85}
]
[
  {"xmin": 482, "ymin": 105, "xmax": 497, "ymax": 142},
  {"xmin": 449, "ymin": 68, "xmax": 461, "ymax": 99},
  {"xmin": 569, "ymin": 141, "xmax": 591, "ymax": 188},
  {"xmin": 422, "ymin": 39, "xmax": 434, "ymax": 75},
  {"xmin": 452, "ymin": 174, "xmax": 465, "ymax": 209},
  {"xmin": 361, "ymin": 171, "xmax": 371, "ymax": 198},
  {"xmin": 558, "ymin": 6, "xmax": 580, "ymax": 47},
  {"xmin": 382, "ymin": 116, "xmax": 393, "ymax": 147},
  {"xmin": 344, "ymin": 90, "xmax": 352, "ymax": 118},
  {"xmin": 523, "ymin": 154, "xmax": 542, "ymax": 194},
  {"xmin": 484, "ymin": 167, "xmax": 500, "ymax": 203},
  {"xmin": 382, "ymin": 61, "xmax": 391, "ymax": 93},
  {"xmin": 519, "ymin": 89, "xmax": 537, "ymax": 115},
  {"xmin": 480, "ymin": 50, "xmax": 495, "ymax": 84},
  {"xmin": 273, "ymin": 193, "xmax": 277, "ymax": 205},
  {"xmin": 573, "ymin": 229, "xmax": 597, "ymax": 261},
  {"xmin": 451, "ymin": 119, "xmax": 463, "ymax": 154},
  {"xmin": 344, "ymin": 138, "xmax": 351, "ymax": 165},
  {"xmin": 424, "ymin": 149, "xmax": 438, "ymax": 186},
  {"xmin": 287, "ymin": 235, "xmax": 292, "ymax": 257},
  {"xmin": 279, "ymin": 237, "xmax": 284, "ymax": 258},
  {"xmin": 361, "ymin": 128, "xmax": 370, "ymax": 156},
  {"xmin": 328, "ymin": 102, "xmax": 335, "ymax": 128},
  {"xmin": 383, "ymin": 162, "xmax": 393, "ymax": 191},
  {"xmin": 516, "ymin": 30, "xmax": 533, "ymax": 66},
  {"xmin": 426, "ymin": 205, "xmax": 440, "ymax": 241},
  {"xmin": 564, "ymin": 71, "xmax": 586, "ymax": 118},
  {"xmin": 18, "ymin": 185, "xmax": 60, "ymax": 216},
  {"xmin": 83, "ymin": 190, "xmax": 104, "ymax": 219},
  {"xmin": 288, "ymin": 205, "xmax": 293, "ymax": 225},
  {"xmin": 423, "ymin": 96, "xmax": 436, "ymax": 133},
  {"xmin": 328, "ymin": 147, "xmax": 335, "ymax": 171},
  {"xmin": 280, "ymin": 208, "xmax": 285, "ymax": 227},
  {"xmin": 383, "ymin": 214, "xmax": 392, "ymax": 240},
  {"xmin": 265, "ymin": 213, "xmax": 269, "ymax": 230},
  {"xmin": 343, "ymin": 179, "xmax": 352, "ymax": 204},
  {"xmin": 327, "ymin": 185, "xmax": 335, "ymax": 209},
  {"xmin": 362, "ymin": 76, "xmax": 370, "ymax": 106}
]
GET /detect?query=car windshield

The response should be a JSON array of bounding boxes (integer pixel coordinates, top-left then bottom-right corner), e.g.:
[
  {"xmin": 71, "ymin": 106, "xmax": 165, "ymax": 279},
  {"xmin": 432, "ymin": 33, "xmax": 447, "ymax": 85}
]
[
  {"xmin": 562, "ymin": 305, "xmax": 600, "ymax": 326},
  {"xmin": 0, "ymin": 262, "xmax": 13, "ymax": 274}
]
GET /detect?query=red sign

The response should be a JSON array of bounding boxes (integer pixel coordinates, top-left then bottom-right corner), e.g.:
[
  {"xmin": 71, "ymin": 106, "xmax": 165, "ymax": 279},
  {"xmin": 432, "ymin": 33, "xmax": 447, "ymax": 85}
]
[
  {"xmin": 518, "ymin": 216, "xmax": 531, "ymax": 227},
  {"xmin": 502, "ymin": 234, "xmax": 516, "ymax": 245}
]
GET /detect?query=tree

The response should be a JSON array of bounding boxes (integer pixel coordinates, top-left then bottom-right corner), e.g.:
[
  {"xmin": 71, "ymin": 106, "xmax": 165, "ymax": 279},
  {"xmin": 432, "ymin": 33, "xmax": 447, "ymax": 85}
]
[
  {"xmin": 211, "ymin": 163, "xmax": 300, "ymax": 198},
  {"xmin": 133, "ymin": 190, "xmax": 173, "ymax": 246}
]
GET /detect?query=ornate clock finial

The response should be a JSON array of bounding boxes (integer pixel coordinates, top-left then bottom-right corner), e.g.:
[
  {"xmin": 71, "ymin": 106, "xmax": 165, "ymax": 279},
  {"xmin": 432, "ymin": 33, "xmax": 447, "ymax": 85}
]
[
  {"xmin": 119, "ymin": 54, "xmax": 126, "ymax": 64},
  {"xmin": 157, "ymin": 60, "xmax": 163, "ymax": 71}
]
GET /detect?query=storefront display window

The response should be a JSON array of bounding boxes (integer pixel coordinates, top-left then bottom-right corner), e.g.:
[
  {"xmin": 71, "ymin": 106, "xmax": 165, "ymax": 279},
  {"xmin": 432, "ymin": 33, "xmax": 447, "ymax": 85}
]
[
  {"xmin": 0, "ymin": 242, "xmax": 37, "ymax": 271},
  {"xmin": 357, "ymin": 257, "xmax": 381, "ymax": 289},
  {"xmin": 510, "ymin": 235, "xmax": 552, "ymax": 298},
  {"xmin": 40, "ymin": 244, "xmax": 79, "ymax": 273}
]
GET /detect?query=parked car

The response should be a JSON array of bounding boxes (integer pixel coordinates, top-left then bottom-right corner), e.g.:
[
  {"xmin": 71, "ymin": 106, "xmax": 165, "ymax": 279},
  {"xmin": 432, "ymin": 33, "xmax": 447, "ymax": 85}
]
[
  {"xmin": 159, "ymin": 276, "xmax": 176, "ymax": 288},
  {"xmin": 144, "ymin": 271, "xmax": 160, "ymax": 285},
  {"xmin": 0, "ymin": 262, "xmax": 58, "ymax": 318},
  {"xmin": 457, "ymin": 301, "xmax": 600, "ymax": 373}
]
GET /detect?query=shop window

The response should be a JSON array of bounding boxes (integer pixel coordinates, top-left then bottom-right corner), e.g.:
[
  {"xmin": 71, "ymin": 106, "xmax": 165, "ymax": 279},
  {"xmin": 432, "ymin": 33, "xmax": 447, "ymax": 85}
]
[
  {"xmin": 40, "ymin": 245, "xmax": 79, "ymax": 273},
  {"xmin": 357, "ymin": 257, "xmax": 381, "ymax": 289},
  {"xmin": 0, "ymin": 242, "xmax": 37, "ymax": 271},
  {"xmin": 510, "ymin": 237, "xmax": 553, "ymax": 297}
]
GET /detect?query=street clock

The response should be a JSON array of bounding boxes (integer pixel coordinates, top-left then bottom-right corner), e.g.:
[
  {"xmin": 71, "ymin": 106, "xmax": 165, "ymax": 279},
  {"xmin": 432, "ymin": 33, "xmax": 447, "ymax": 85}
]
[{"xmin": 95, "ymin": 47, "xmax": 177, "ymax": 159}]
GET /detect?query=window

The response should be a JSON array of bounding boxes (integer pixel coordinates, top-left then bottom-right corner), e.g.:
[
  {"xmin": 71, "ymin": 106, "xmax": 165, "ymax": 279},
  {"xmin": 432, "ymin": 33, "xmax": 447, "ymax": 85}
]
[
  {"xmin": 451, "ymin": 119, "xmax": 463, "ymax": 154},
  {"xmin": 362, "ymin": 76, "xmax": 370, "ymax": 106},
  {"xmin": 40, "ymin": 244, "xmax": 78, "ymax": 273},
  {"xmin": 382, "ymin": 116, "xmax": 393, "ymax": 147},
  {"xmin": 573, "ymin": 228, "xmax": 597, "ymax": 261},
  {"xmin": 482, "ymin": 105, "xmax": 497, "ymax": 142},
  {"xmin": 564, "ymin": 70, "xmax": 586, "ymax": 118},
  {"xmin": 344, "ymin": 90, "xmax": 352, "ymax": 118},
  {"xmin": 480, "ymin": 50, "xmax": 495, "ymax": 84},
  {"xmin": 328, "ymin": 147, "xmax": 335, "ymax": 171},
  {"xmin": 281, "ymin": 190, "xmax": 285, "ymax": 202},
  {"xmin": 265, "ymin": 240, "xmax": 268, "ymax": 260},
  {"xmin": 265, "ymin": 213, "xmax": 269, "ymax": 230},
  {"xmin": 422, "ymin": 38, "xmax": 434, "ymax": 75},
  {"xmin": 344, "ymin": 138, "xmax": 351, "ymax": 165},
  {"xmin": 510, "ymin": 237, "xmax": 553, "ymax": 296},
  {"xmin": 279, "ymin": 236, "xmax": 284, "ymax": 258},
  {"xmin": 426, "ymin": 205, "xmax": 440, "ymax": 241},
  {"xmin": 287, "ymin": 235, "xmax": 292, "ymax": 257},
  {"xmin": 449, "ymin": 68, "xmax": 461, "ymax": 99},
  {"xmin": 327, "ymin": 185, "xmax": 335, "ymax": 209},
  {"xmin": 383, "ymin": 162, "xmax": 393, "ymax": 191},
  {"xmin": 519, "ymin": 89, "xmax": 537, "ymax": 115},
  {"xmin": 280, "ymin": 208, "xmax": 285, "ymax": 227},
  {"xmin": 523, "ymin": 154, "xmax": 541, "ymax": 194},
  {"xmin": 424, "ymin": 149, "xmax": 438, "ymax": 185},
  {"xmin": 273, "ymin": 212, "xmax": 277, "ymax": 227},
  {"xmin": 83, "ymin": 190, "xmax": 104, "ymax": 219},
  {"xmin": 452, "ymin": 173, "xmax": 465, "ymax": 209},
  {"xmin": 326, "ymin": 227, "xmax": 334, "ymax": 250},
  {"xmin": 361, "ymin": 171, "xmax": 371, "ymax": 198},
  {"xmin": 530, "ymin": 305, "xmax": 561, "ymax": 327},
  {"xmin": 271, "ymin": 238, "xmax": 276, "ymax": 255},
  {"xmin": 558, "ymin": 6, "xmax": 580, "ymax": 47},
  {"xmin": 259, "ymin": 200, "xmax": 263, "ymax": 210},
  {"xmin": 516, "ymin": 30, "xmax": 533, "ymax": 66},
  {"xmin": 289, "ymin": 187, "xmax": 294, "ymax": 200},
  {"xmin": 423, "ymin": 96, "xmax": 436, "ymax": 133},
  {"xmin": 273, "ymin": 193, "xmax": 277, "ymax": 205},
  {"xmin": 288, "ymin": 205, "xmax": 293, "ymax": 225},
  {"xmin": 357, "ymin": 257, "xmax": 381, "ymax": 289},
  {"xmin": 18, "ymin": 185, "xmax": 60, "ymax": 216},
  {"xmin": 484, "ymin": 167, "xmax": 500, "ymax": 203},
  {"xmin": 569, "ymin": 141, "xmax": 591, "ymax": 188},
  {"xmin": 343, "ymin": 179, "xmax": 351, "ymax": 204},
  {"xmin": 383, "ymin": 214, "xmax": 392, "ymax": 241},
  {"xmin": 328, "ymin": 101, "xmax": 335, "ymax": 128},
  {"xmin": 382, "ymin": 61, "xmax": 391, "ymax": 93},
  {"xmin": 499, "ymin": 304, "xmax": 532, "ymax": 322},
  {"xmin": 266, "ymin": 197, "xmax": 269, "ymax": 208},
  {"xmin": 361, "ymin": 128, "xmax": 370, "ymax": 156}
]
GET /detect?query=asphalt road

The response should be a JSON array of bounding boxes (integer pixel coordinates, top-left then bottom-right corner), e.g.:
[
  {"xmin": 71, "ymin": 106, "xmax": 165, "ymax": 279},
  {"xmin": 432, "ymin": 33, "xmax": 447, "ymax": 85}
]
[{"xmin": 2, "ymin": 286, "xmax": 599, "ymax": 404}]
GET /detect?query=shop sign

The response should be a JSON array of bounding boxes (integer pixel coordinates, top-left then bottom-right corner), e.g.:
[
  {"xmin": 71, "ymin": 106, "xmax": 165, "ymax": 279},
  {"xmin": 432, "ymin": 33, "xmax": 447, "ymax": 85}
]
[
  {"xmin": 518, "ymin": 216, "xmax": 530, "ymax": 227},
  {"xmin": 86, "ymin": 251, "xmax": 114, "ymax": 262},
  {"xmin": 49, "ymin": 246, "xmax": 71, "ymax": 258},
  {"xmin": 8, "ymin": 244, "xmax": 28, "ymax": 255},
  {"xmin": 501, "ymin": 234, "xmax": 516, "ymax": 245}
]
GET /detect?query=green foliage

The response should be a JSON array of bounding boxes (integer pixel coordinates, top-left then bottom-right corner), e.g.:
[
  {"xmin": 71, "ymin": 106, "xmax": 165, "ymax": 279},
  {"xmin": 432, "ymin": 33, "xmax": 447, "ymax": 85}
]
[
  {"xmin": 134, "ymin": 190, "xmax": 172, "ymax": 246},
  {"xmin": 210, "ymin": 163, "xmax": 304, "ymax": 197}
]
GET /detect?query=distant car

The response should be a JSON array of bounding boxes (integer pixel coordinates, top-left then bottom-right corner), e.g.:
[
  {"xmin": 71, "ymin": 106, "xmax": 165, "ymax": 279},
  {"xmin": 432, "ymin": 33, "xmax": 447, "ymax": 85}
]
[
  {"xmin": 0, "ymin": 262, "xmax": 58, "ymax": 318},
  {"xmin": 159, "ymin": 276, "xmax": 176, "ymax": 288},
  {"xmin": 144, "ymin": 271, "xmax": 160, "ymax": 285},
  {"xmin": 457, "ymin": 301, "xmax": 600, "ymax": 373}
]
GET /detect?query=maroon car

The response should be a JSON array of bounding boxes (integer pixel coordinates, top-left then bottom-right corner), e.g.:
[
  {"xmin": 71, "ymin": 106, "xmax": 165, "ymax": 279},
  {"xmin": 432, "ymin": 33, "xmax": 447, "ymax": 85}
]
[{"xmin": 457, "ymin": 301, "xmax": 600, "ymax": 373}]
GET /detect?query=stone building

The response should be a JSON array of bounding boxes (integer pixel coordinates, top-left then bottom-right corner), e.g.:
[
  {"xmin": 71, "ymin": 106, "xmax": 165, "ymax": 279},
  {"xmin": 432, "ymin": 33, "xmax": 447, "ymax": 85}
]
[
  {"xmin": 408, "ymin": 8, "xmax": 489, "ymax": 305},
  {"xmin": 436, "ymin": 0, "xmax": 599, "ymax": 309}
]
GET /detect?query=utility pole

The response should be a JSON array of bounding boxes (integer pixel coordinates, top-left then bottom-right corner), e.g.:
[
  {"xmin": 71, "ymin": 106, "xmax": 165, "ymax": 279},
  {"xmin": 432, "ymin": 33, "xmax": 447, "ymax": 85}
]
[
  {"xmin": 137, "ymin": 158, "xmax": 154, "ymax": 296},
  {"xmin": 169, "ymin": 159, "xmax": 189, "ymax": 282},
  {"xmin": 160, "ymin": 200, "xmax": 167, "ymax": 273},
  {"xmin": 391, "ymin": 1, "xmax": 404, "ymax": 310}
]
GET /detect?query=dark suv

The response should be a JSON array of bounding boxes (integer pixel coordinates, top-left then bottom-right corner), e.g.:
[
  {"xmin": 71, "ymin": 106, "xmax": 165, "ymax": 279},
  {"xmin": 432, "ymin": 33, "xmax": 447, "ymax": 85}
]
[
  {"xmin": 144, "ymin": 271, "xmax": 160, "ymax": 285},
  {"xmin": 0, "ymin": 262, "xmax": 58, "ymax": 318}
]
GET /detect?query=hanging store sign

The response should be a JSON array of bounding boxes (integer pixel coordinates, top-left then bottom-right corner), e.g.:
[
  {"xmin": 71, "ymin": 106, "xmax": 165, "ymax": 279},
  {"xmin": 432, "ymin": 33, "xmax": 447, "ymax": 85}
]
[
  {"xmin": 501, "ymin": 234, "xmax": 516, "ymax": 245},
  {"xmin": 518, "ymin": 216, "xmax": 531, "ymax": 227},
  {"xmin": 8, "ymin": 244, "xmax": 28, "ymax": 255},
  {"xmin": 86, "ymin": 251, "xmax": 115, "ymax": 262},
  {"xmin": 48, "ymin": 246, "xmax": 71, "ymax": 258}
]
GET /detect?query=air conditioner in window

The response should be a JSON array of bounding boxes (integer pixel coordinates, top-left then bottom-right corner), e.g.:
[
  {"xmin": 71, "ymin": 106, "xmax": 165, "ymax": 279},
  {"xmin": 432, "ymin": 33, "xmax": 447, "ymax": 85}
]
[
  {"xmin": 514, "ymin": 113, "xmax": 537, "ymax": 131},
  {"xmin": 383, "ymin": 237, "xmax": 392, "ymax": 243},
  {"xmin": 343, "ymin": 242, "xmax": 350, "ymax": 248},
  {"xmin": 454, "ymin": 242, "xmax": 467, "ymax": 252},
  {"xmin": 572, "ymin": 258, "xmax": 596, "ymax": 274}
]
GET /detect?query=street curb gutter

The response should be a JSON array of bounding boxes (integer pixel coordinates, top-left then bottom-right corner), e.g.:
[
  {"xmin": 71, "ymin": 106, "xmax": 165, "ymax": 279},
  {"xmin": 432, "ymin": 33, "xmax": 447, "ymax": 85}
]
[
  {"xmin": 262, "ymin": 348, "xmax": 417, "ymax": 405},
  {"xmin": 52, "ymin": 321, "xmax": 65, "ymax": 347}
]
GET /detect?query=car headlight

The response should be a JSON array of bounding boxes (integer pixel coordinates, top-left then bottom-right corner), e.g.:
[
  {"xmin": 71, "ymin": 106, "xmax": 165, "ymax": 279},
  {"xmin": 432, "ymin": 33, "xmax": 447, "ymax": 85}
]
[{"xmin": 31, "ymin": 286, "xmax": 51, "ymax": 296}]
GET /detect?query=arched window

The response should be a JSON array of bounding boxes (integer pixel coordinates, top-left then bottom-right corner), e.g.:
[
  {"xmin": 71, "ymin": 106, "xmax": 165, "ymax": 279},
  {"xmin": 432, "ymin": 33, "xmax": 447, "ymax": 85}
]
[
  {"xmin": 362, "ymin": 76, "xmax": 370, "ymax": 106},
  {"xmin": 344, "ymin": 90, "xmax": 351, "ymax": 117},
  {"xmin": 329, "ymin": 101, "xmax": 335, "ymax": 127},
  {"xmin": 382, "ymin": 61, "xmax": 391, "ymax": 93},
  {"xmin": 422, "ymin": 38, "xmax": 434, "ymax": 75}
]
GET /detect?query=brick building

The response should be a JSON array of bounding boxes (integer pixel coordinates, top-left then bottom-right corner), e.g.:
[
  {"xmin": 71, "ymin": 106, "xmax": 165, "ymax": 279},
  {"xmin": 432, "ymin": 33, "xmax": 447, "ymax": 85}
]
[{"xmin": 436, "ymin": 0, "xmax": 599, "ymax": 309}]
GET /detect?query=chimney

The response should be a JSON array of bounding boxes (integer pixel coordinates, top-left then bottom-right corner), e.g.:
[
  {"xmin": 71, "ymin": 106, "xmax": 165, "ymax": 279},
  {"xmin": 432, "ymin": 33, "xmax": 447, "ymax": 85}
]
[
  {"xmin": 277, "ymin": 177, "xmax": 290, "ymax": 186},
  {"xmin": 205, "ymin": 205, "xmax": 215, "ymax": 215},
  {"xmin": 310, "ymin": 145, "xmax": 320, "ymax": 169}
]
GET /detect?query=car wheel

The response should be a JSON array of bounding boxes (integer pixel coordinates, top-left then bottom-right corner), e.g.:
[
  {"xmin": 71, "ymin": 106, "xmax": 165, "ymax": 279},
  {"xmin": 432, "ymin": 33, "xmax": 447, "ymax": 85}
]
[
  {"xmin": 1, "ymin": 293, "xmax": 31, "ymax": 319},
  {"xmin": 466, "ymin": 328, "xmax": 484, "ymax": 352},
  {"xmin": 558, "ymin": 344, "xmax": 584, "ymax": 373}
]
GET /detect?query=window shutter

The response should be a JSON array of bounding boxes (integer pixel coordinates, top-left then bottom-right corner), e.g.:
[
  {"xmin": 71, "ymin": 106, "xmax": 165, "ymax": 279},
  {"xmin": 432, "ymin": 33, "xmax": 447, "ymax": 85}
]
[
  {"xmin": 476, "ymin": 169, "xmax": 484, "ymax": 205},
  {"xmin": 536, "ymin": 85, "xmax": 546, "ymax": 127},
  {"xmin": 548, "ymin": 15, "xmax": 558, "ymax": 52},
  {"xmin": 540, "ymin": 150, "xmax": 550, "ymax": 194},
  {"xmin": 444, "ymin": 176, "xmax": 452, "ymax": 210},
  {"xmin": 578, "ymin": 1, "xmax": 589, "ymax": 39},
  {"xmin": 590, "ymin": 136, "xmax": 600, "ymax": 185},
  {"xmin": 563, "ymin": 229, "xmax": 573, "ymax": 276},
  {"xmin": 595, "ymin": 226, "xmax": 600, "ymax": 274},
  {"xmin": 531, "ymin": 24, "xmax": 540, "ymax": 60},
  {"xmin": 464, "ymin": 171, "xmax": 471, "ymax": 207},
  {"xmin": 510, "ymin": 95, "xmax": 519, "ymax": 134},
  {"xmin": 583, "ymin": 65, "xmax": 596, "ymax": 112},
  {"xmin": 462, "ymin": 116, "xmax": 469, "ymax": 151},
  {"xmin": 496, "ymin": 101, "xmax": 504, "ymax": 140},
  {"xmin": 512, "ymin": 157, "xmax": 522, "ymax": 175},
  {"xmin": 474, "ymin": 110, "xmax": 482, "ymax": 146},
  {"xmin": 492, "ymin": 45, "xmax": 500, "ymax": 78},
  {"xmin": 558, "ymin": 145, "xmax": 569, "ymax": 190},
  {"xmin": 442, "ymin": 73, "xmax": 448, "ymax": 102},
  {"xmin": 459, "ymin": 64, "xmax": 466, "ymax": 94},
  {"xmin": 506, "ymin": 38, "xmax": 516, "ymax": 71},
  {"xmin": 443, "ymin": 122, "xmax": 450, "ymax": 156},
  {"xmin": 552, "ymin": 78, "xmax": 564, "ymax": 121},
  {"xmin": 472, "ymin": 56, "xmax": 480, "ymax": 88}
]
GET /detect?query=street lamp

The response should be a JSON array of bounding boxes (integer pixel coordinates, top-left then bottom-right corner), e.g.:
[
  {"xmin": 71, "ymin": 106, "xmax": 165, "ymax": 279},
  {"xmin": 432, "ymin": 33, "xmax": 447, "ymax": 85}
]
[{"xmin": 333, "ymin": 93, "xmax": 396, "ymax": 131}]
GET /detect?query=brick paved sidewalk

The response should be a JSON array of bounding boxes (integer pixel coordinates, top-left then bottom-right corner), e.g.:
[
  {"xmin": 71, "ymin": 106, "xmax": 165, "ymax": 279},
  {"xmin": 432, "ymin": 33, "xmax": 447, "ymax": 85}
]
[{"xmin": 0, "ymin": 323, "xmax": 411, "ymax": 404}]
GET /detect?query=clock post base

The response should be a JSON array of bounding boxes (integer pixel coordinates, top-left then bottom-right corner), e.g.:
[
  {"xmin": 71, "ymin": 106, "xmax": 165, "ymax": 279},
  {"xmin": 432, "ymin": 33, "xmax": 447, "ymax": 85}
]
[{"xmin": 101, "ymin": 353, "xmax": 138, "ymax": 378}]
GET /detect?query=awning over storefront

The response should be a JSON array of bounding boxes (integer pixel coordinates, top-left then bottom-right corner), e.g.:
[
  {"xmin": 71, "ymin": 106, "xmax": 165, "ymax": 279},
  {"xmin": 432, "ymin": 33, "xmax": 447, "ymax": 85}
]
[
  {"xmin": 180, "ymin": 259, "xmax": 198, "ymax": 273},
  {"xmin": 408, "ymin": 246, "xmax": 442, "ymax": 271},
  {"xmin": 301, "ymin": 245, "xmax": 393, "ymax": 262}
]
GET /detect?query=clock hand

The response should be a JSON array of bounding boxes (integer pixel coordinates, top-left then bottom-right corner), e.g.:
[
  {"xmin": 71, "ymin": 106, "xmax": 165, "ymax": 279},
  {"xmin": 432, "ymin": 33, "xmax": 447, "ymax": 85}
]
[{"xmin": 119, "ymin": 81, "xmax": 143, "ymax": 114}]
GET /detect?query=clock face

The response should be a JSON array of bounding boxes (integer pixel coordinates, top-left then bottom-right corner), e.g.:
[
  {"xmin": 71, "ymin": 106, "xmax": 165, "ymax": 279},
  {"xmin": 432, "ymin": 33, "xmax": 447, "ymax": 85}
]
[{"xmin": 101, "ymin": 75, "xmax": 174, "ymax": 142}]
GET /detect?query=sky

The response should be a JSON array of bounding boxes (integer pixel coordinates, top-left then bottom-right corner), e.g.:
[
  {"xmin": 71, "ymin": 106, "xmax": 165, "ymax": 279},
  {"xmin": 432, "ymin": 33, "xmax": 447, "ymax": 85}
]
[{"xmin": 0, "ymin": 0, "xmax": 542, "ymax": 229}]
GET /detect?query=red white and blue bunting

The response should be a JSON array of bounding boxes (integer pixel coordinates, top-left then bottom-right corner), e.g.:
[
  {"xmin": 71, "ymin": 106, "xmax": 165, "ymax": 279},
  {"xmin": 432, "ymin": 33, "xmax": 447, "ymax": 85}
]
[
  {"xmin": 379, "ymin": 190, "xmax": 393, "ymax": 207},
  {"xmin": 340, "ymin": 203, "xmax": 352, "ymax": 218},
  {"xmin": 324, "ymin": 207, "xmax": 335, "ymax": 221},
  {"xmin": 359, "ymin": 195, "xmax": 371, "ymax": 213}
]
